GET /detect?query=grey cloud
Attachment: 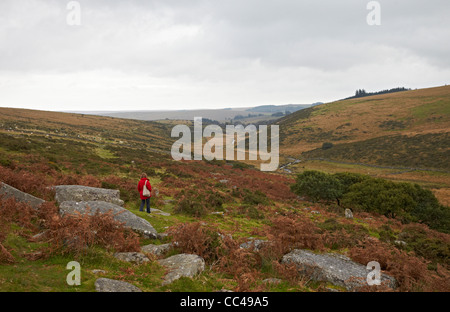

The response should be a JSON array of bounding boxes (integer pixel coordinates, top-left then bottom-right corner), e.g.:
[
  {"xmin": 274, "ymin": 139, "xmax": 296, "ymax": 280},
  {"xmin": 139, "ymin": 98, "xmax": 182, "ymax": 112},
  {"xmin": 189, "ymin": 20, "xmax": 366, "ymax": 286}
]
[
  {"xmin": 1, "ymin": 0, "xmax": 449, "ymax": 73},
  {"xmin": 0, "ymin": 0, "xmax": 449, "ymax": 110},
  {"xmin": 0, "ymin": 0, "xmax": 450, "ymax": 70}
]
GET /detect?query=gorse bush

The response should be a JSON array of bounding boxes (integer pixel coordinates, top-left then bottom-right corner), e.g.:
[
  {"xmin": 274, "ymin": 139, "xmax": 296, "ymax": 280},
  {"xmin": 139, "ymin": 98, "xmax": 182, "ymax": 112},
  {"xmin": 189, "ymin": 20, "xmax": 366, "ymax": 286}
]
[
  {"xmin": 231, "ymin": 188, "xmax": 269, "ymax": 206},
  {"xmin": 175, "ymin": 194, "xmax": 208, "ymax": 218},
  {"xmin": 342, "ymin": 179, "xmax": 450, "ymax": 233},
  {"xmin": 236, "ymin": 204, "xmax": 265, "ymax": 220},
  {"xmin": 341, "ymin": 178, "xmax": 415, "ymax": 218},
  {"xmin": 317, "ymin": 218, "xmax": 369, "ymax": 250},
  {"xmin": 291, "ymin": 170, "xmax": 450, "ymax": 233},
  {"xmin": 174, "ymin": 188, "xmax": 228, "ymax": 217},
  {"xmin": 290, "ymin": 170, "xmax": 343, "ymax": 204},
  {"xmin": 321, "ymin": 142, "xmax": 333, "ymax": 150},
  {"xmin": 397, "ymin": 224, "xmax": 450, "ymax": 268},
  {"xmin": 332, "ymin": 172, "xmax": 369, "ymax": 193},
  {"xmin": 242, "ymin": 189, "xmax": 269, "ymax": 206}
]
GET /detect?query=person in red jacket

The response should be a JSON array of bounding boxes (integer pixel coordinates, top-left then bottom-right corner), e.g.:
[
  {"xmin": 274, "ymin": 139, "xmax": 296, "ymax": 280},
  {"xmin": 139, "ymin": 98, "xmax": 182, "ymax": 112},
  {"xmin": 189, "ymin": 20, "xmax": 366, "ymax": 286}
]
[{"xmin": 137, "ymin": 173, "xmax": 152, "ymax": 213}]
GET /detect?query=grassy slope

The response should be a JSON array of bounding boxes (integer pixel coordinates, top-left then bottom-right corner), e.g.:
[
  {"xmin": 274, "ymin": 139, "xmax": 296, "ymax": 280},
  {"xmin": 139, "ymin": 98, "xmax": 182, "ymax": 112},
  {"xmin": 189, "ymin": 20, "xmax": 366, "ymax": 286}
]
[
  {"xmin": 278, "ymin": 85, "xmax": 450, "ymax": 156},
  {"xmin": 0, "ymin": 107, "xmax": 174, "ymax": 152},
  {"xmin": 0, "ymin": 108, "xmax": 302, "ymax": 291},
  {"xmin": 276, "ymin": 85, "xmax": 450, "ymax": 205},
  {"xmin": 0, "ymin": 105, "xmax": 449, "ymax": 292}
]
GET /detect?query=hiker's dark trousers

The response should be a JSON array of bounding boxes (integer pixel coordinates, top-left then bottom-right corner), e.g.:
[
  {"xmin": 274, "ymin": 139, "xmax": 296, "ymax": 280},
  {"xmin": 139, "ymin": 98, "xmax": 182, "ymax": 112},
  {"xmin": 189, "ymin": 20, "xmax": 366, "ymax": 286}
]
[{"xmin": 140, "ymin": 198, "xmax": 150, "ymax": 213}]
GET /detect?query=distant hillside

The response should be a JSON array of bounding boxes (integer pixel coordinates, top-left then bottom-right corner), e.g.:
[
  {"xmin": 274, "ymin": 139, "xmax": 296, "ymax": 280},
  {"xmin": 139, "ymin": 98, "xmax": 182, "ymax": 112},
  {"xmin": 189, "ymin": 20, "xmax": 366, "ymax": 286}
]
[
  {"xmin": 2, "ymin": 106, "xmax": 449, "ymax": 293},
  {"xmin": 0, "ymin": 107, "xmax": 174, "ymax": 153},
  {"xmin": 277, "ymin": 85, "xmax": 450, "ymax": 170},
  {"xmin": 247, "ymin": 104, "xmax": 311, "ymax": 113},
  {"xmin": 84, "ymin": 104, "xmax": 313, "ymax": 123},
  {"xmin": 92, "ymin": 108, "xmax": 250, "ymax": 122},
  {"xmin": 341, "ymin": 87, "xmax": 411, "ymax": 101}
]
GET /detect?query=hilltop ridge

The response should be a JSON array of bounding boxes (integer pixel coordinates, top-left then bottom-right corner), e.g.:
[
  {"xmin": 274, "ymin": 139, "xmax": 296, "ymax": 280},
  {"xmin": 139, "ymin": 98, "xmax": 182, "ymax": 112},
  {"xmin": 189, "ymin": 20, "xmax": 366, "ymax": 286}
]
[{"xmin": 277, "ymin": 85, "xmax": 450, "ymax": 165}]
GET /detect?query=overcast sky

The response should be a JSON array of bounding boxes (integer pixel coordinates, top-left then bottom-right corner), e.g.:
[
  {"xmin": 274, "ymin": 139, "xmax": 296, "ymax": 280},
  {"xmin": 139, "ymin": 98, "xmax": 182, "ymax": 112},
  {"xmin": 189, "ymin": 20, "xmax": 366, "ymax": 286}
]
[{"xmin": 0, "ymin": 0, "xmax": 449, "ymax": 112}]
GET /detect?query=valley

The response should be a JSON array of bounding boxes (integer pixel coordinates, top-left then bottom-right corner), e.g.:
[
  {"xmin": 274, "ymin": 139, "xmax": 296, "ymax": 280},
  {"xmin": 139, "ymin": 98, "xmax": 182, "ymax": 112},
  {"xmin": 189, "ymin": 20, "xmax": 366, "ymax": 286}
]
[{"xmin": 0, "ymin": 85, "xmax": 449, "ymax": 293}]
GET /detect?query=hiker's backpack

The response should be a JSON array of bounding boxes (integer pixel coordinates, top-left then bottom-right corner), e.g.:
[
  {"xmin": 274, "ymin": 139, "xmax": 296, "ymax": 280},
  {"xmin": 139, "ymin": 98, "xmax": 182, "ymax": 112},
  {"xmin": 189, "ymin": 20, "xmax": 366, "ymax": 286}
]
[{"xmin": 143, "ymin": 180, "xmax": 150, "ymax": 197}]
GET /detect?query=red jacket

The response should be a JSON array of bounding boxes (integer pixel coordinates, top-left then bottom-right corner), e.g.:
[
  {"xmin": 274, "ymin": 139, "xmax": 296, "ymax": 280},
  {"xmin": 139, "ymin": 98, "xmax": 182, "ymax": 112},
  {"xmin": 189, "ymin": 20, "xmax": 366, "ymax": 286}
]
[{"xmin": 137, "ymin": 178, "xmax": 152, "ymax": 200}]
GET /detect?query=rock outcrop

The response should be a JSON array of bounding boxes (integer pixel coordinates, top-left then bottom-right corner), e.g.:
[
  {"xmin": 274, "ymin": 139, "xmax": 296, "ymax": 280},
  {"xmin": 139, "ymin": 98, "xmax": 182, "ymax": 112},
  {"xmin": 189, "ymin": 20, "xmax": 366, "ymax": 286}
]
[
  {"xmin": 141, "ymin": 243, "xmax": 173, "ymax": 257},
  {"xmin": 95, "ymin": 278, "xmax": 142, "ymax": 292},
  {"xmin": 240, "ymin": 239, "xmax": 267, "ymax": 251},
  {"xmin": 55, "ymin": 185, "xmax": 124, "ymax": 206},
  {"xmin": 157, "ymin": 254, "xmax": 205, "ymax": 286},
  {"xmin": 0, "ymin": 182, "xmax": 45, "ymax": 209},
  {"xmin": 282, "ymin": 249, "xmax": 397, "ymax": 291},
  {"xmin": 113, "ymin": 252, "xmax": 150, "ymax": 265},
  {"xmin": 59, "ymin": 200, "xmax": 158, "ymax": 238},
  {"xmin": 150, "ymin": 208, "xmax": 171, "ymax": 216},
  {"xmin": 345, "ymin": 208, "xmax": 353, "ymax": 219}
]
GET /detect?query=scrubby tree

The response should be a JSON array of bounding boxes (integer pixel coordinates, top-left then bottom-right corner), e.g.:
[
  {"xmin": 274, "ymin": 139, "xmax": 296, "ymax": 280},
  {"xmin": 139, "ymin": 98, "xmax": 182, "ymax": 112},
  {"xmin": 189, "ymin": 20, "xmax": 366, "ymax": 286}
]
[
  {"xmin": 397, "ymin": 182, "xmax": 450, "ymax": 232},
  {"xmin": 355, "ymin": 89, "xmax": 367, "ymax": 97},
  {"xmin": 341, "ymin": 178, "xmax": 450, "ymax": 232},
  {"xmin": 291, "ymin": 170, "xmax": 343, "ymax": 204},
  {"xmin": 341, "ymin": 179, "xmax": 415, "ymax": 219},
  {"xmin": 290, "ymin": 170, "xmax": 450, "ymax": 233},
  {"xmin": 332, "ymin": 172, "xmax": 369, "ymax": 193}
]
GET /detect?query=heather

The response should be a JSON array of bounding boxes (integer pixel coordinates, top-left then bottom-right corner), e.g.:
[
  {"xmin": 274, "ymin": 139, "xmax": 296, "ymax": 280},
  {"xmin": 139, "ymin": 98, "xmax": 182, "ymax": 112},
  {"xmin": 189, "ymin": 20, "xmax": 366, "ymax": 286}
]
[{"xmin": 0, "ymin": 108, "xmax": 449, "ymax": 292}]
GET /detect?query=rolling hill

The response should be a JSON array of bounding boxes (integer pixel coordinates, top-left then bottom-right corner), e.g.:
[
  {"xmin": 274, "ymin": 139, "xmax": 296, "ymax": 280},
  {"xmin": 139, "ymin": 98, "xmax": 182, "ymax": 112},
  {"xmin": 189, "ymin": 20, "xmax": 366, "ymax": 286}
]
[
  {"xmin": 0, "ymin": 95, "xmax": 449, "ymax": 293},
  {"xmin": 276, "ymin": 85, "xmax": 450, "ymax": 205},
  {"xmin": 0, "ymin": 107, "xmax": 174, "ymax": 153},
  {"xmin": 278, "ymin": 85, "xmax": 450, "ymax": 161},
  {"xmin": 79, "ymin": 104, "xmax": 311, "ymax": 124}
]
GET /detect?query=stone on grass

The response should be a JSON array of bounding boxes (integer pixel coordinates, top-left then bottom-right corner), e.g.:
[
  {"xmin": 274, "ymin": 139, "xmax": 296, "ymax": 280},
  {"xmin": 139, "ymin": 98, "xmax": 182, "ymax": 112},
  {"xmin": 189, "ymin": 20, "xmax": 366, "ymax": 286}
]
[
  {"xmin": 141, "ymin": 243, "xmax": 173, "ymax": 257},
  {"xmin": 282, "ymin": 249, "xmax": 397, "ymax": 291},
  {"xmin": 113, "ymin": 252, "xmax": 150, "ymax": 265},
  {"xmin": 262, "ymin": 278, "xmax": 282, "ymax": 285},
  {"xmin": 95, "ymin": 278, "xmax": 142, "ymax": 292},
  {"xmin": 55, "ymin": 185, "xmax": 124, "ymax": 206},
  {"xmin": 240, "ymin": 239, "xmax": 267, "ymax": 251},
  {"xmin": 0, "ymin": 182, "xmax": 45, "ymax": 209},
  {"xmin": 345, "ymin": 208, "xmax": 353, "ymax": 219},
  {"xmin": 157, "ymin": 254, "xmax": 205, "ymax": 286},
  {"xmin": 150, "ymin": 208, "xmax": 171, "ymax": 216},
  {"xmin": 59, "ymin": 201, "xmax": 158, "ymax": 238},
  {"xmin": 394, "ymin": 240, "xmax": 407, "ymax": 247}
]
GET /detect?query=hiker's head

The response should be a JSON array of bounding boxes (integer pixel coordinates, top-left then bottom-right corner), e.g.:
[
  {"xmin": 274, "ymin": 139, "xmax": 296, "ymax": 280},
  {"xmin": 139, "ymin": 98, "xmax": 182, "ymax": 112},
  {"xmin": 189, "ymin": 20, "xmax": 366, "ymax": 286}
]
[{"xmin": 141, "ymin": 173, "xmax": 147, "ymax": 179}]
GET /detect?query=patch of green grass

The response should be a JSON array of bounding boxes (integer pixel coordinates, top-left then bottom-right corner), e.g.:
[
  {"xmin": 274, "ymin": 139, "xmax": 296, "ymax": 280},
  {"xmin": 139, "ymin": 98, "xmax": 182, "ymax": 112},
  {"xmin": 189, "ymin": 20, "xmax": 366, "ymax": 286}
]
[
  {"xmin": 160, "ymin": 271, "xmax": 230, "ymax": 292},
  {"xmin": 0, "ymin": 248, "xmax": 101, "ymax": 292},
  {"xmin": 0, "ymin": 240, "xmax": 170, "ymax": 292},
  {"xmin": 411, "ymin": 99, "xmax": 450, "ymax": 120},
  {"xmin": 262, "ymin": 280, "xmax": 310, "ymax": 292},
  {"xmin": 95, "ymin": 147, "xmax": 117, "ymax": 159},
  {"xmin": 134, "ymin": 207, "xmax": 192, "ymax": 233},
  {"xmin": 213, "ymin": 212, "xmax": 267, "ymax": 239},
  {"xmin": 102, "ymin": 260, "xmax": 167, "ymax": 291},
  {"xmin": 301, "ymin": 132, "xmax": 450, "ymax": 171},
  {"xmin": 0, "ymin": 259, "xmax": 90, "ymax": 292}
]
